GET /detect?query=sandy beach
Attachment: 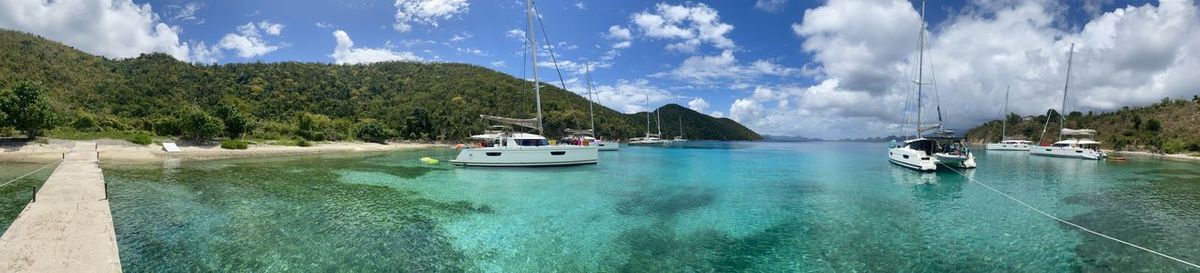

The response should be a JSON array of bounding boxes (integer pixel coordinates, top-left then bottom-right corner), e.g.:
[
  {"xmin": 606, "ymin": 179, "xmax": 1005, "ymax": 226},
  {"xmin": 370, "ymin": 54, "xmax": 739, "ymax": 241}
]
[{"xmin": 0, "ymin": 139, "xmax": 441, "ymax": 162}]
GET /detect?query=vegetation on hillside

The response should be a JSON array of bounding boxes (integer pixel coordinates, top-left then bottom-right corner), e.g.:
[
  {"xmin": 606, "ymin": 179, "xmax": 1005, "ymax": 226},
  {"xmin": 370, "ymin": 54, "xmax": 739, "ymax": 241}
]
[
  {"xmin": 967, "ymin": 96, "xmax": 1200, "ymax": 153},
  {"xmin": 0, "ymin": 30, "xmax": 760, "ymax": 143}
]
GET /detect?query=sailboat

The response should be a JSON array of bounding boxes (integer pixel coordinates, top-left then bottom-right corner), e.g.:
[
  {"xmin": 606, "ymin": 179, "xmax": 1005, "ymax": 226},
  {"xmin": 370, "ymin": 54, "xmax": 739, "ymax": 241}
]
[
  {"xmin": 450, "ymin": 0, "xmax": 599, "ymax": 166},
  {"xmin": 628, "ymin": 96, "xmax": 668, "ymax": 145},
  {"xmin": 1029, "ymin": 43, "xmax": 1106, "ymax": 160},
  {"xmin": 583, "ymin": 63, "xmax": 618, "ymax": 151},
  {"xmin": 888, "ymin": 0, "xmax": 975, "ymax": 171},
  {"xmin": 986, "ymin": 85, "xmax": 1032, "ymax": 151},
  {"xmin": 672, "ymin": 115, "xmax": 688, "ymax": 142}
]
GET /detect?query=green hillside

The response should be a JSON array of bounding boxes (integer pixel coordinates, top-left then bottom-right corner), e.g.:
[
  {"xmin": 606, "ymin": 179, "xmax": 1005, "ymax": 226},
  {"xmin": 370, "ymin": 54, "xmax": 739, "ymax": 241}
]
[
  {"xmin": 966, "ymin": 97, "xmax": 1200, "ymax": 153},
  {"xmin": 0, "ymin": 30, "xmax": 760, "ymax": 142}
]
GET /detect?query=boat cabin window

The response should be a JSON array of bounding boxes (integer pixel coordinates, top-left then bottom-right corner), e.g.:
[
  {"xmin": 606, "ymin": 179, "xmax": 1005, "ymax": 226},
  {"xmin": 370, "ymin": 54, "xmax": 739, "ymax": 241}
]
[
  {"xmin": 1051, "ymin": 143, "xmax": 1071, "ymax": 148},
  {"xmin": 516, "ymin": 139, "xmax": 548, "ymax": 146}
]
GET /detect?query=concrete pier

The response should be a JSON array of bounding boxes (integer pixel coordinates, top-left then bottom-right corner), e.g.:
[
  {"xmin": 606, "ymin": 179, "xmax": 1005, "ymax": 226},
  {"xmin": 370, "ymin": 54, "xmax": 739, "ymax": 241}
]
[{"xmin": 0, "ymin": 142, "xmax": 122, "ymax": 272}]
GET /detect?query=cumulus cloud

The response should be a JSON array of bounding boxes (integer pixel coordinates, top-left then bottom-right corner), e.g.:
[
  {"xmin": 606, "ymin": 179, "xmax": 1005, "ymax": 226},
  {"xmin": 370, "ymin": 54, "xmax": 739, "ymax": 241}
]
[
  {"xmin": 0, "ymin": 0, "xmax": 214, "ymax": 62},
  {"xmin": 728, "ymin": 0, "xmax": 1200, "ymax": 138},
  {"xmin": 167, "ymin": 2, "xmax": 204, "ymax": 24},
  {"xmin": 630, "ymin": 2, "xmax": 735, "ymax": 53},
  {"xmin": 606, "ymin": 25, "xmax": 633, "ymax": 49},
  {"xmin": 218, "ymin": 21, "xmax": 285, "ymax": 58},
  {"xmin": 687, "ymin": 97, "xmax": 710, "ymax": 113},
  {"xmin": 393, "ymin": 0, "xmax": 470, "ymax": 32},
  {"xmin": 330, "ymin": 30, "xmax": 422, "ymax": 64}
]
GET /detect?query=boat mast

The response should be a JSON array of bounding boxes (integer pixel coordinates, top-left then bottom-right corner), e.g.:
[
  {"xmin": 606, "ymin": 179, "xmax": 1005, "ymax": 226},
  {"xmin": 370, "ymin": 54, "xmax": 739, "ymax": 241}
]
[
  {"xmin": 1001, "ymin": 85, "xmax": 1009, "ymax": 141},
  {"xmin": 656, "ymin": 107, "xmax": 663, "ymax": 137},
  {"xmin": 678, "ymin": 115, "xmax": 684, "ymax": 139},
  {"xmin": 914, "ymin": 0, "xmax": 927, "ymax": 139},
  {"xmin": 1058, "ymin": 43, "xmax": 1074, "ymax": 142},
  {"xmin": 526, "ymin": 0, "xmax": 543, "ymax": 136},
  {"xmin": 645, "ymin": 95, "xmax": 651, "ymax": 137},
  {"xmin": 585, "ymin": 62, "xmax": 596, "ymax": 137}
]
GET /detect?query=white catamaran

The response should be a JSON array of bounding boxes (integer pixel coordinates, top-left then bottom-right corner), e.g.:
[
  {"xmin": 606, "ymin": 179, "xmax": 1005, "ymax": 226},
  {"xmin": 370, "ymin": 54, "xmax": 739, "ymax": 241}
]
[
  {"xmin": 1029, "ymin": 43, "xmax": 1106, "ymax": 160},
  {"xmin": 628, "ymin": 95, "xmax": 669, "ymax": 146},
  {"xmin": 451, "ymin": 0, "xmax": 598, "ymax": 166},
  {"xmin": 986, "ymin": 85, "xmax": 1033, "ymax": 151},
  {"xmin": 888, "ymin": 0, "xmax": 975, "ymax": 171}
]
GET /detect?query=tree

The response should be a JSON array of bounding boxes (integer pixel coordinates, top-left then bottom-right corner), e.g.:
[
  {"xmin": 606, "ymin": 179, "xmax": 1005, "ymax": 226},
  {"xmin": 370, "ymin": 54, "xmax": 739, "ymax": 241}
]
[
  {"xmin": 1131, "ymin": 114, "xmax": 1142, "ymax": 130},
  {"xmin": 214, "ymin": 104, "xmax": 251, "ymax": 138},
  {"xmin": 0, "ymin": 81, "xmax": 55, "ymax": 138},
  {"xmin": 1146, "ymin": 118, "xmax": 1161, "ymax": 132},
  {"xmin": 180, "ymin": 109, "xmax": 223, "ymax": 141},
  {"xmin": 1006, "ymin": 113, "xmax": 1021, "ymax": 124}
]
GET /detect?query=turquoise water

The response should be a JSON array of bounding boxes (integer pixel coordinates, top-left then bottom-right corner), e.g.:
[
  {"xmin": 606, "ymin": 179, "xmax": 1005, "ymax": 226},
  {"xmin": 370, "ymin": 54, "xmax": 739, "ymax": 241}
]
[
  {"xmin": 104, "ymin": 142, "xmax": 1200, "ymax": 272},
  {"xmin": 0, "ymin": 160, "xmax": 58, "ymax": 231}
]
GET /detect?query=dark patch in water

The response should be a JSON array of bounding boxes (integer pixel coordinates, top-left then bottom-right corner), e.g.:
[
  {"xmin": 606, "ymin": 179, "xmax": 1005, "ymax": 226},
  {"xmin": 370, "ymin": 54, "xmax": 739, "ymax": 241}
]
[{"xmin": 615, "ymin": 186, "xmax": 715, "ymax": 217}]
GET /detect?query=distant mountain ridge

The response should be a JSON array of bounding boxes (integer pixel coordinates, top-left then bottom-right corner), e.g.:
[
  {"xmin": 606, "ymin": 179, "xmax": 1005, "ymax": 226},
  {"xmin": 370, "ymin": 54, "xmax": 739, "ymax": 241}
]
[
  {"xmin": 0, "ymin": 29, "xmax": 761, "ymax": 141},
  {"xmin": 966, "ymin": 97, "xmax": 1200, "ymax": 153}
]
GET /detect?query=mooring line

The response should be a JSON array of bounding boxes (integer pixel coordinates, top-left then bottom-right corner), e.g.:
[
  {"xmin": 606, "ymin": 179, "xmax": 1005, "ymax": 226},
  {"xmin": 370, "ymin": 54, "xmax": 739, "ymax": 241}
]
[
  {"xmin": 0, "ymin": 160, "xmax": 60, "ymax": 188},
  {"xmin": 939, "ymin": 163, "xmax": 1200, "ymax": 269}
]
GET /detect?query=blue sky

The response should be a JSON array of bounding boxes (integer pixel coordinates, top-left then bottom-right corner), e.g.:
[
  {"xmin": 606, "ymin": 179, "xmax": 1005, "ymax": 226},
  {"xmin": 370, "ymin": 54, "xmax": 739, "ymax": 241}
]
[{"xmin": 2, "ymin": 0, "xmax": 1198, "ymax": 138}]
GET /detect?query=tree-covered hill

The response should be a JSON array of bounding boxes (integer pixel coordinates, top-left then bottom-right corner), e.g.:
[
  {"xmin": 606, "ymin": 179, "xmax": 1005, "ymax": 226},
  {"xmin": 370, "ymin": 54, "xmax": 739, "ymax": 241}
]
[
  {"xmin": 0, "ymin": 29, "xmax": 760, "ymax": 142},
  {"xmin": 966, "ymin": 97, "xmax": 1200, "ymax": 154}
]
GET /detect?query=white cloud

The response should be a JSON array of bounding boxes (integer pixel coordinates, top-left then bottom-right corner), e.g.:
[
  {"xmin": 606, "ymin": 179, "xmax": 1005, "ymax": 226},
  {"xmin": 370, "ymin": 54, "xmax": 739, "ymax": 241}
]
[
  {"xmin": 190, "ymin": 41, "xmax": 221, "ymax": 64},
  {"xmin": 630, "ymin": 2, "xmax": 735, "ymax": 53},
  {"xmin": 257, "ymin": 21, "xmax": 284, "ymax": 36},
  {"xmin": 218, "ymin": 21, "xmax": 285, "ymax": 58},
  {"xmin": 314, "ymin": 22, "xmax": 333, "ymax": 29},
  {"xmin": 655, "ymin": 50, "xmax": 798, "ymax": 84},
  {"xmin": 448, "ymin": 32, "xmax": 472, "ymax": 42},
  {"xmin": 456, "ymin": 47, "xmax": 487, "ymax": 56},
  {"xmin": 755, "ymin": 0, "xmax": 788, "ymax": 13},
  {"xmin": 687, "ymin": 97, "xmax": 710, "ymax": 113},
  {"xmin": 575, "ymin": 2, "xmax": 586, "ymax": 10},
  {"xmin": 0, "ymin": 0, "xmax": 212, "ymax": 62},
  {"xmin": 730, "ymin": 0, "xmax": 1200, "ymax": 138},
  {"xmin": 605, "ymin": 25, "xmax": 634, "ymax": 50},
  {"xmin": 393, "ymin": 0, "xmax": 470, "ymax": 32},
  {"xmin": 168, "ymin": 2, "xmax": 204, "ymax": 24},
  {"xmin": 491, "ymin": 61, "xmax": 506, "ymax": 67},
  {"xmin": 331, "ymin": 30, "xmax": 422, "ymax": 64},
  {"xmin": 587, "ymin": 79, "xmax": 678, "ymax": 113}
]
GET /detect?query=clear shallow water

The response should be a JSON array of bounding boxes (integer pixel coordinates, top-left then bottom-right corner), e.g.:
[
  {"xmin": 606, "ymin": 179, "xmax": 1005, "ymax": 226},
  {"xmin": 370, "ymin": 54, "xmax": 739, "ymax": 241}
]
[
  {"xmin": 104, "ymin": 142, "xmax": 1200, "ymax": 272},
  {"xmin": 0, "ymin": 160, "xmax": 58, "ymax": 231}
]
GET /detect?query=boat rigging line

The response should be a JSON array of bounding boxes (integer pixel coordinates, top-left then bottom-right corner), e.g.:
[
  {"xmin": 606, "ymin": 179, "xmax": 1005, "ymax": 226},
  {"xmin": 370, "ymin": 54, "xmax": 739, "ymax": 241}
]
[{"xmin": 937, "ymin": 163, "xmax": 1200, "ymax": 269}]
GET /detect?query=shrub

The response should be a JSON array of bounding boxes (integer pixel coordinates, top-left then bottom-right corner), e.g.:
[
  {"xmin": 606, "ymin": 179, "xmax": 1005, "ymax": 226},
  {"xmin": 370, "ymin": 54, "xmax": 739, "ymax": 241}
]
[
  {"xmin": 1163, "ymin": 138, "xmax": 1189, "ymax": 154},
  {"xmin": 152, "ymin": 116, "xmax": 182, "ymax": 136},
  {"xmin": 355, "ymin": 120, "xmax": 393, "ymax": 144},
  {"xmin": 215, "ymin": 104, "xmax": 252, "ymax": 138},
  {"xmin": 220, "ymin": 139, "xmax": 249, "ymax": 150},
  {"xmin": 128, "ymin": 132, "xmax": 153, "ymax": 145},
  {"xmin": 73, "ymin": 114, "xmax": 98, "ymax": 130},
  {"xmin": 1146, "ymin": 118, "xmax": 1161, "ymax": 132},
  {"xmin": 180, "ymin": 109, "xmax": 223, "ymax": 141},
  {"xmin": 296, "ymin": 139, "xmax": 312, "ymax": 147}
]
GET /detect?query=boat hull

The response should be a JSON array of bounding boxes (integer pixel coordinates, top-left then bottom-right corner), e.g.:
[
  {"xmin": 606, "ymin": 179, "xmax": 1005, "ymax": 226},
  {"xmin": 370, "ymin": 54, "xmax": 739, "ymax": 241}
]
[
  {"xmin": 451, "ymin": 146, "xmax": 599, "ymax": 167},
  {"xmin": 596, "ymin": 142, "xmax": 619, "ymax": 151},
  {"xmin": 934, "ymin": 153, "xmax": 977, "ymax": 168},
  {"xmin": 1028, "ymin": 146, "xmax": 1106, "ymax": 160},
  {"xmin": 627, "ymin": 140, "xmax": 669, "ymax": 146},
  {"xmin": 888, "ymin": 147, "xmax": 937, "ymax": 171},
  {"xmin": 985, "ymin": 143, "xmax": 1030, "ymax": 151}
]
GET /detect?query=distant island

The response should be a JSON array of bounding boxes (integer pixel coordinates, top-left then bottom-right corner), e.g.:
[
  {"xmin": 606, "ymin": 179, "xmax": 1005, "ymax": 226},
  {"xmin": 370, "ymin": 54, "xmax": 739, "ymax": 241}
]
[
  {"xmin": 0, "ymin": 30, "xmax": 761, "ymax": 145},
  {"xmin": 966, "ymin": 96, "xmax": 1200, "ymax": 155}
]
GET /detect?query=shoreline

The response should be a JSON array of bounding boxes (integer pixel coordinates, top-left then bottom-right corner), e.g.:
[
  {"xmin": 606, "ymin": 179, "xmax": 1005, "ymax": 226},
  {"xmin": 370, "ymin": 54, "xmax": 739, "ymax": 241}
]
[
  {"xmin": 0, "ymin": 139, "xmax": 444, "ymax": 163},
  {"xmin": 1108, "ymin": 150, "xmax": 1200, "ymax": 162}
]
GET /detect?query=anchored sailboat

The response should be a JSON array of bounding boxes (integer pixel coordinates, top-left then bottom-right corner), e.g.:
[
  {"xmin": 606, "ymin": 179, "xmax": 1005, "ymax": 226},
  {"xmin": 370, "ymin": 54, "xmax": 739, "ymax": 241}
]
[
  {"xmin": 1029, "ymin": 43, "xmax": 1106, "ymax": 160},
  {"xmin": 629, "ymin": 95, "xmax": 669, "ymax": 145},
  {"xmin": 450, "ymin": 0, "xmax": 598, "ymax": 167},
  {"xmin": 888, "ymin": 0, "xmax": 975, "ymax": 171},
  {"xmin": 986, "ymin": 86, "xmax": 1032, "ymax": 151}
]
